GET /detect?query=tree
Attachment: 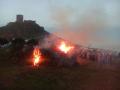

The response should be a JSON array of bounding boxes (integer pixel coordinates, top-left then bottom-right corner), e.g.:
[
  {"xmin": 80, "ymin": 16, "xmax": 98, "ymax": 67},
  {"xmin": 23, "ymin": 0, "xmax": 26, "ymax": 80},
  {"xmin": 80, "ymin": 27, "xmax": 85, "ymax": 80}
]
[
  {"xmin": 26, "ymin": 39, "xmax": 39, "ymax": 46},
  {"xmin": 0, "ymin": 38, "xmax": 9, "ymax": 46},
  {"xmin": 11, "ymin": 38, "xmax": 25, "ymax": 49}
]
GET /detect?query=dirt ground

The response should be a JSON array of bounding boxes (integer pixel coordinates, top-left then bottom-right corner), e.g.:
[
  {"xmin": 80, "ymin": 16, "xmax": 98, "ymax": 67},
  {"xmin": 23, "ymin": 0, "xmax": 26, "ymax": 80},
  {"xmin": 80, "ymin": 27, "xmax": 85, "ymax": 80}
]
[{"xmin": 0, "ymin": 59, "xmax": 120, "ymax": 90}]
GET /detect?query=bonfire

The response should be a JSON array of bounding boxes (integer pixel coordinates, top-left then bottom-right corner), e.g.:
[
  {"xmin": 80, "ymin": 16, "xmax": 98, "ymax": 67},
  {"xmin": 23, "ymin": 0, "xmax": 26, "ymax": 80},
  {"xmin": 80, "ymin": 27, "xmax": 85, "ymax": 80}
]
[
  {"xmin": 33, "ymin": 47, "xmax": 42, "ymax": 66},
  {"xmin": 58, "ymin": 41, "xmax": 74, "ymax": 54}
]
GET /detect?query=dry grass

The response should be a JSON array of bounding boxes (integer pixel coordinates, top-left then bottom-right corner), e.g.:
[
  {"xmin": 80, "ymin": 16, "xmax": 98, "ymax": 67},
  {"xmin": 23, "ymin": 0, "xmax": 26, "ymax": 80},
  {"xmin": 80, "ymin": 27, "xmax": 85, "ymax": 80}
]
[{"xmin": 0, "ymin": 60, "xmax": 120, "ymax": 90}]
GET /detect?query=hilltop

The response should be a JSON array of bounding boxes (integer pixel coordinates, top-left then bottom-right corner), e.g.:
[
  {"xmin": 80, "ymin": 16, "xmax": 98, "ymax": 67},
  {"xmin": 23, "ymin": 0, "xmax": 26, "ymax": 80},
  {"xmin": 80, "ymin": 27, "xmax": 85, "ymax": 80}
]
[{"xmin": 0, "ymin": 15, "xmax": 49, "ymax": 40}]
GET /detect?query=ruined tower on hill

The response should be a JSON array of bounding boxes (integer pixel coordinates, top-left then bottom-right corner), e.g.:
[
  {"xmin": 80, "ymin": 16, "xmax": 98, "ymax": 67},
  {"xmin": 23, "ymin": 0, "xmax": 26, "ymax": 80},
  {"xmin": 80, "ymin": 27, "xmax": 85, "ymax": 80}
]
[
  {"xmin": 0, "ymin": 15, "xmax": 49, "ymax": 39},
  {"xmin": 16, "ymin": 15, "xmax": 23, "ymax": 23}
]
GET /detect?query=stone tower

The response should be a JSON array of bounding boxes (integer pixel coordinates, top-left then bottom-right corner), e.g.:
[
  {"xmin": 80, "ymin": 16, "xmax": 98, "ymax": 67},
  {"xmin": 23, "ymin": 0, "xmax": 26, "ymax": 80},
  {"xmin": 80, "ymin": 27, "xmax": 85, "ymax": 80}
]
[{"xmin": 16, "ymin": 15, "xmax": 23, "ymax": 23}]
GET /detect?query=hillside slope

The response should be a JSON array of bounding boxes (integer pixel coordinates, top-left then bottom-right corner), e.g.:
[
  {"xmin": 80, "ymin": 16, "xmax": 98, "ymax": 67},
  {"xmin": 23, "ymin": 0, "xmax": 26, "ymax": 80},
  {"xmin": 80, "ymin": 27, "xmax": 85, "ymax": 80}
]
[{"xmin": 0, "ymin": 21, "xmax": 49, "ymax": 39}]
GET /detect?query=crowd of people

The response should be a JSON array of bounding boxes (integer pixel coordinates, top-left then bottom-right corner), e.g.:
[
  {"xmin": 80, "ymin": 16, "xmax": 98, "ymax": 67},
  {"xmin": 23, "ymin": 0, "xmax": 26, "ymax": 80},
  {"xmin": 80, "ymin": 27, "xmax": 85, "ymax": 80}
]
[
  {"xmin": 76, "ymin": 47, "xmax": 119, "ymax": 64},
  {"xmin": 0, "ymin": 38, "xmax": 120, "ymax": 66}
]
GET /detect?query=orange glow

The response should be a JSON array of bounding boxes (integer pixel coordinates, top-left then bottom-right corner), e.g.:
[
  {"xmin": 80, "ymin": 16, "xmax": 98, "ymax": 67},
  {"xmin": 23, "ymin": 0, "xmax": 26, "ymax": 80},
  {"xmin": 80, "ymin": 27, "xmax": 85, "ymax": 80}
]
[
  {"xmin": 58, "ymin": 41, "xmax": 74, "ymax": 54},
  {"xmin": 33, "ymin": 47, "xmax": 42, "ymax": 66}
]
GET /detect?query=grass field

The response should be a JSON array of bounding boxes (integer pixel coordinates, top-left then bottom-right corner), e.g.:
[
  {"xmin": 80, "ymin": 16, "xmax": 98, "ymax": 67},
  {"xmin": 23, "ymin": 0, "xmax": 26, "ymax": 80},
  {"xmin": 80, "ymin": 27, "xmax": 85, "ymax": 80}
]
[
  {"xmin": 0, "ymin": 61, "xmax": 120, "ymax": 90},
  {"xmin": 0, "ymin": 48, "xmax": 120, "ymax": 90}
]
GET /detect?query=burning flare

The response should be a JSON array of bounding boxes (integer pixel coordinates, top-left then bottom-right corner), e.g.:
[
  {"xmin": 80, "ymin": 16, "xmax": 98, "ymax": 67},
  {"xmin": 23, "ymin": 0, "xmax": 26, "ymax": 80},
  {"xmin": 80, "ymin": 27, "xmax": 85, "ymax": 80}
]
[
  {"xmin": 33, "ymin": 47, "xmax": 42, "ymax": 66},
  {"xmin": 58, "ymin": 41, "xmax": 74, "ymax": 54}
]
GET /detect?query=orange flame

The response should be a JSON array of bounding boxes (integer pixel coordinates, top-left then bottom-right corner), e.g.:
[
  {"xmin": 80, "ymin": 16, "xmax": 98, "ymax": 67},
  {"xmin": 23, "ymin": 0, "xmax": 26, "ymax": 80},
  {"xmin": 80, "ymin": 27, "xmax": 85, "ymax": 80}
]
[
  {"xmin": 58, "ymin": 41, "xmax": 74, "ymax": 54},
  {"xmin": 33, "ymin": 47, "xmax": 42, "ymax": 66}
]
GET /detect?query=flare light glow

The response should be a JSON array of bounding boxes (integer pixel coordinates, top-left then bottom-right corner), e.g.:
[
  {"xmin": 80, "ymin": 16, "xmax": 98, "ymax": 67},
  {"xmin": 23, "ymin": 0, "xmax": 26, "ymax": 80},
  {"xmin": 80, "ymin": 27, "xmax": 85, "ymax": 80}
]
[{"xmin": 58, "ymin": 41, "xmax": 74, "ymax": 54}]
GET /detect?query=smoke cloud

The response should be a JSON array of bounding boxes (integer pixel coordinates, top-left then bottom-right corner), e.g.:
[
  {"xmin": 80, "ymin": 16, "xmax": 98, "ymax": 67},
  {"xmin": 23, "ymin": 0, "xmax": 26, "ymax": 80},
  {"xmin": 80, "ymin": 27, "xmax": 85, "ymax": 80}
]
[
  {"xmin": 50, "ymin": 7, "xmax": 106, "ymax": 48},
  {"xmin": 46, "ymin": 0, "xmax": 120, "ymax": 51}
]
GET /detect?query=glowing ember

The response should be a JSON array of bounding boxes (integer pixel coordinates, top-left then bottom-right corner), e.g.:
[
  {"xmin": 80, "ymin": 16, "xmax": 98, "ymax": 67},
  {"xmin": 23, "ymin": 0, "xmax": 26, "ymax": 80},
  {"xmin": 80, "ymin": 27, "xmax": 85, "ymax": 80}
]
[
  {"xmin": 58, "ymin": 41, "xmax": 74, "ymax": 54},
  {"xmin": 33, "ymin": 47, "xmax": 42, "ymax": 66}
]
